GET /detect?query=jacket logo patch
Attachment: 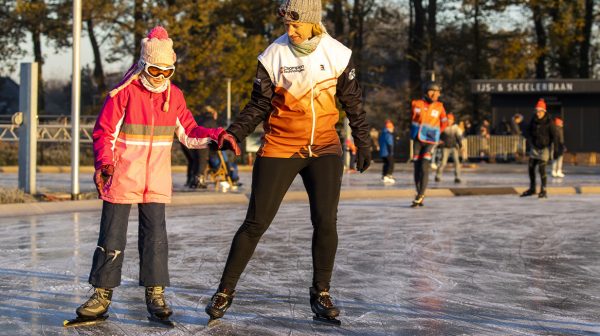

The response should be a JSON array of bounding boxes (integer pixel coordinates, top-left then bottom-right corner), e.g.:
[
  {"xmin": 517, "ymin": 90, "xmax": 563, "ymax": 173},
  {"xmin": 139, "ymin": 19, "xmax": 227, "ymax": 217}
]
[
  {"xmin": 414, "ymin": 108, "xmax": 421, "ymax": 113},
  {"xmin": 431, "ymin": 109, "xmax": 440, "ymax": 117},
  {"xmin": 279, "ymin": 65, "xmax": 305, "ymax": 74},
  {"xmin": 349, "ymin": 68, "xmax": 356, "ymax": 80}
]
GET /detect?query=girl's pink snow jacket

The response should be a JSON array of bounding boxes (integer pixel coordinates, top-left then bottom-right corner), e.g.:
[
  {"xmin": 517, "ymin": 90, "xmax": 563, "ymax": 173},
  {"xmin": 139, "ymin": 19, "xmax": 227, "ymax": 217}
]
[{"xmin": 93, "ymin": 79, "xmax": 222, "ymax": 204}]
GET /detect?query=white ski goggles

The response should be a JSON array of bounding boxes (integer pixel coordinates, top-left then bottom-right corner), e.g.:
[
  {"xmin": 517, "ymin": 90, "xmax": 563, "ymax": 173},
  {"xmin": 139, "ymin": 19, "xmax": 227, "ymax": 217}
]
[{"xmin": 143, "ymin": 62, "xmax": 175, "ymax": 79}]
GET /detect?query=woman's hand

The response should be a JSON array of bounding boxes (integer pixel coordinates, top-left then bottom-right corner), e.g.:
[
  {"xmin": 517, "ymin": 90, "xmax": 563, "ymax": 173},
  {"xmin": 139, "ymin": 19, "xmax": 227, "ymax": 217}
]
[{"xmin": 218, "ymin": 130, "xmax": 242, "ymax": 155}]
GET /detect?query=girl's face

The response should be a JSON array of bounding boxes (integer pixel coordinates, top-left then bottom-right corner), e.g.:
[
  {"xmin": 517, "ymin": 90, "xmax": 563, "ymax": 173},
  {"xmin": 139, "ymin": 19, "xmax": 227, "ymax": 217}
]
[
  {"xmin": 284, "ymin": 20, "xmax": 313, "ymax": 44},
  {"xmin": 143, "ymin": 62, "xmax": 173, "ymax": 88}
]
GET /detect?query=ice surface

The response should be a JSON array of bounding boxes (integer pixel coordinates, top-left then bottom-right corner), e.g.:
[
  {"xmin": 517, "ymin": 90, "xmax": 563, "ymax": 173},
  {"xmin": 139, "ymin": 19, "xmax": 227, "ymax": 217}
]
[
  {"xmin": 1, "ymin": 194, "xmax": 600, "ymax": 335},
  {"xmin": 0, "ymin": 163, "xmax": 599, "ymax": 194}
]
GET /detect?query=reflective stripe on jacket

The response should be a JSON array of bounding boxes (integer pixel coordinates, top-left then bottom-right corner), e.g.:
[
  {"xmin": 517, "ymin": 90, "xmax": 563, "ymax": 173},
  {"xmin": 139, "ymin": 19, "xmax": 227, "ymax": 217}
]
[{"xmin": 93, "ymin": 80, "xmax": 222, "ymax": 204}]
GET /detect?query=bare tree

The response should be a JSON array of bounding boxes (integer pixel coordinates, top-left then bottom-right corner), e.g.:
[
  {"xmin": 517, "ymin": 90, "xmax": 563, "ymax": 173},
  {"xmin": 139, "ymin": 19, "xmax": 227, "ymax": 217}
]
[
  {"xmin": 408, "ymin": 0, "xmax": 425, "ymax": 98},
  {"xmin": 579, "ymin": 0, "xmax": 593, "ymax": 78}
]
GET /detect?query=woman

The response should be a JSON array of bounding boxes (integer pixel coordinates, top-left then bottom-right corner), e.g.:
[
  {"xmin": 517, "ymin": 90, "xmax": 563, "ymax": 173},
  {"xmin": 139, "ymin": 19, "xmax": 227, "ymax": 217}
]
[{"xmin": 204, "ymin": 0, "xmax": 370, "ymax": 324}]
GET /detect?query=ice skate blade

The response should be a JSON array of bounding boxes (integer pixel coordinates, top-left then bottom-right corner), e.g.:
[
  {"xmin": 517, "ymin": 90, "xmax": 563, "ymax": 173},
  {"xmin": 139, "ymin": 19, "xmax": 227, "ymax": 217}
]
[
  {"xmin": 148, "ymin": 315, "xmax": 175, "ymax": 328},
  {"xmin": 207, "ymin": 318, "xmax": 221, "ymax": 327},
  {"xmin": 313, "ymin": 315, "xmax": 341, "ymax": 326},
  {"xmin": 63, "ymin": 315, "xmax": 108, "ymax": 328}
]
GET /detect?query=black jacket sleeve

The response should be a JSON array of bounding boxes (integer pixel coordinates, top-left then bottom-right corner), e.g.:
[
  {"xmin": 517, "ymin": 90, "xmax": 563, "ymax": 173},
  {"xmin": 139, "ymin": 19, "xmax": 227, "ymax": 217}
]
[
  {"xmin": 336, "ymin": 60, "xmax": 370, "ymax": 149},
  {"xmin": 226, "ymin": 62, "xmax": 274, "ymax": 142}
]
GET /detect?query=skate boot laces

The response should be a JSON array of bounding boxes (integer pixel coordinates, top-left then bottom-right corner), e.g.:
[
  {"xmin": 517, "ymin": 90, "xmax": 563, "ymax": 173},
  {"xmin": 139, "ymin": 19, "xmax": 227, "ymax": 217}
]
[
  {"xmin": 83, "ymin": 288, "xmax": 111, "ymax": 308},
  {"xmin": 317, "ymin": 291, "xmax": 335, "ymax": 308},
  {"xmin": 147, "ymin": 286, "xmax": 166, "ymax": 306},
  {"xmin": 211, "ymin": 292, "xmax": 231, "ymax": 309}
]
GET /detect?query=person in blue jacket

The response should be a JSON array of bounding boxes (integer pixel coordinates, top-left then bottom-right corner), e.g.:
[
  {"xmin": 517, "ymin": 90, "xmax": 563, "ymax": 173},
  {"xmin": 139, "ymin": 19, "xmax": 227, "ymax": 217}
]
[{"xmin": 379, "ymin": 120, "xmax": 395, "ymax": 183}]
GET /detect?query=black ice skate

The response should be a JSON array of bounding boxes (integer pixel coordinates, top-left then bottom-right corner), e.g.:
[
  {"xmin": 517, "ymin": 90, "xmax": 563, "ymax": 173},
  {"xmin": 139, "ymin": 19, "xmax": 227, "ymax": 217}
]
[
  {"xmin": 146, "ymin": 286, "xmax": 175, "ymax": 328},
  {"xmin": 310, "ymin": 287, "xmax": 341, "ymax": 326},
  {"xmin": 205, "ymin": 288, "xmax": 235, "ymax": 325},
  {"xmin": 520, "ymin": 188, "xmax": 536, "ymax": 197},
  {"xmin": 538, "ymin": 189, "xmax": 548, "ymax": 198},
  {"xmin": 411, "ymin": 194, "xmax": 425, "ymax": 208},
  {"xmin": 64, "ymin": 287, "xmax": 112, "ymax": 328}
]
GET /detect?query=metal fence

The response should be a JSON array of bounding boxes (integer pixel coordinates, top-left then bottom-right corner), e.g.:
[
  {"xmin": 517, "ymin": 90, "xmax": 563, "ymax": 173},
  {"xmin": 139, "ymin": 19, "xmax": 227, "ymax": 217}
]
[
  {"xmin": 465, "ymin": 135, "xmax": 526, "ymax": 161},
  {"xmin": 0, "ymin": 123, "xmax": 95, "ymax": 143},
  {"xmin": 1, "ymin": 119, "xmax": 528, "ymax": 162},
  {"xmin": 0, "ymin": 115, "xmax": 96, "ymax": 143}
]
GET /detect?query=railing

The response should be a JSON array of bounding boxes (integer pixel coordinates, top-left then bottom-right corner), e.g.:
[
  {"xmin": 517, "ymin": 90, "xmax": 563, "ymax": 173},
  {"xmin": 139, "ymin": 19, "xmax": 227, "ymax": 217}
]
[
  {"xmin": 465, "ymin": 135, "xmax": 526, "ymax": 161},
  {"xmin": 0, "ymin": 124, "xmax": 19, "ymax": 141},
  {"xmin": 0, "ymin": 124, "xmax": 95, "ymax": 143}
]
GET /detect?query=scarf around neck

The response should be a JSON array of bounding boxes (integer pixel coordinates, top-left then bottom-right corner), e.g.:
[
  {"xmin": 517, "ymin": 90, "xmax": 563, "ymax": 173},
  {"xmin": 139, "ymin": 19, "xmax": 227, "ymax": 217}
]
[
  {"xmin": 140, "ymin": 74, "xmax": 170, "ymax": 94},
  {"xmin": 289, "ymin": 34, "xmax": 323, "ymax": 57}
]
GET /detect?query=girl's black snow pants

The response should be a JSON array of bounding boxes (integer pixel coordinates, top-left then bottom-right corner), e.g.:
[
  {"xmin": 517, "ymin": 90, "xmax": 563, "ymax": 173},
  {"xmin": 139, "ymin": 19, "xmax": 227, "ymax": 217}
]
[{"xmin": 88, "ymin": 201, "xmax": 169, "ymax": 288}]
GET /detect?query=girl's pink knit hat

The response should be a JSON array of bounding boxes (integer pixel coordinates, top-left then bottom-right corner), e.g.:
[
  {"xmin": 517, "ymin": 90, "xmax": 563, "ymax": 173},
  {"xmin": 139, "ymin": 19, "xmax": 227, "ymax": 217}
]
[{"xmin": 109, "ymin": 26, "xmax": 176, "ymax": 112}]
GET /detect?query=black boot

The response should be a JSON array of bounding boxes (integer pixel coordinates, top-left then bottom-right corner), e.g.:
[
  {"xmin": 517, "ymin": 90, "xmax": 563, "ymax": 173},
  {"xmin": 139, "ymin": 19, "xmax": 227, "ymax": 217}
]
[
  {"xmin": 205, "ymin": 288, "xmax": 235, "ymax": 320},
  {"xmin": 145, "ymin": 286, "xmax": 173, "ymax": 319},
  {"xmin": 538, "ymin": 188, "xmax": 547, "ymax": 198},
  {"xmin": 411, "ymin": 194, "xmax": 425, "ymax": 208},
  {"xmin": 520, "ymin": 189, "xmax": 536, "ymax": 197},
  {"xmin": 310, "ymin": 287, "xmax": 340, "ymax": 325}
]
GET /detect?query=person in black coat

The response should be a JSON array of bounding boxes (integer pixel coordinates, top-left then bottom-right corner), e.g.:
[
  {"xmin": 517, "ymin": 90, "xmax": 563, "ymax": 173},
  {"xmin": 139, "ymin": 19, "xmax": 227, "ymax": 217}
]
[{"xmin": 521, "ymin": 99, "xmax": 558, "ymax": 198}]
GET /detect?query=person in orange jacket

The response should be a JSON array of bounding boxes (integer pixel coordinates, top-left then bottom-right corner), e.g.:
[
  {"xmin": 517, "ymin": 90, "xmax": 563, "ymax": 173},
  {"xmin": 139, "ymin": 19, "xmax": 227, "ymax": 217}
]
[
  {"xmin": 345, "ymin": 135, "xmax": 358, "ymax": 171},
  {"xmin": 409, "ymin": 82, "xmax": 448, "ymax": 207}
]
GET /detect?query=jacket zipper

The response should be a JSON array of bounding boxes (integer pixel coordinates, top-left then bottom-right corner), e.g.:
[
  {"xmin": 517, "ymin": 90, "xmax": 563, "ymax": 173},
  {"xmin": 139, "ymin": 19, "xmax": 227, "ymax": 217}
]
[{"xmin": 144, "ymin": 95, "xmax": 156, "ymax": 202}]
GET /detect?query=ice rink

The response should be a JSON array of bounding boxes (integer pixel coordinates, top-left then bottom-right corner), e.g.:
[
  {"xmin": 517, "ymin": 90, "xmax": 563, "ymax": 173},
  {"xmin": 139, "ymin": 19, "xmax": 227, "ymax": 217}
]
[{"xmin": 1, "ymin": 194, "xmax": 600, "ymax": 335}]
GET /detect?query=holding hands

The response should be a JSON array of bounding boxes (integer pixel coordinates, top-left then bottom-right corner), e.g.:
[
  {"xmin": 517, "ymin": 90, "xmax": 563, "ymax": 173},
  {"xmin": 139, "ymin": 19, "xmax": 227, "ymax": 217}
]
[{"xmin": 217, "ymin": 130, "xmax": 241, "ymax": 155}]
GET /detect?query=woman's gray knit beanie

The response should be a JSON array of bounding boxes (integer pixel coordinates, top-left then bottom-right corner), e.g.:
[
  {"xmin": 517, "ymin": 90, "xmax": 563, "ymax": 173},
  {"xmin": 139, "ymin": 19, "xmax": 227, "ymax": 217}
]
[{"xmin": 280, "ymin": 0, "xmax": 322, "ymax": 24}]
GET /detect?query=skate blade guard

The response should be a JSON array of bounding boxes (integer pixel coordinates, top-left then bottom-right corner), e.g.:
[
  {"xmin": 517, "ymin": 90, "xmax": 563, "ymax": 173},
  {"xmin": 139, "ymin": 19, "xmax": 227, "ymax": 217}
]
[{"xmin": 63, "ymin": 315, "xmax": 109, "ymax": 327}]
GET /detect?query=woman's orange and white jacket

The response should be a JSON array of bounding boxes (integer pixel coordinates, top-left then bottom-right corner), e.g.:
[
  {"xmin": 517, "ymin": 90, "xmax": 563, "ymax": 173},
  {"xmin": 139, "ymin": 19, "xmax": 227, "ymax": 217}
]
[
  {"xmin": 227, "ymin": 33, "xmax": 370, "ymax": 157},
  {"xmin": 93, "ymin": 80, "xmax": 222, "ymax": 204}
]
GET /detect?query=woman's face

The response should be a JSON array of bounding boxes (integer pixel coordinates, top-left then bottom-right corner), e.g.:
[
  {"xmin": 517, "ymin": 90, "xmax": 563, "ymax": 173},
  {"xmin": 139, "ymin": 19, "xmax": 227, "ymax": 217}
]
[
  {"xmin": 284, "ymin": 20, "xmax": 313, "ymax": 44},
  {"xmin": 142, "ymin": 62, "xmax": 172, "ymax": 88}
]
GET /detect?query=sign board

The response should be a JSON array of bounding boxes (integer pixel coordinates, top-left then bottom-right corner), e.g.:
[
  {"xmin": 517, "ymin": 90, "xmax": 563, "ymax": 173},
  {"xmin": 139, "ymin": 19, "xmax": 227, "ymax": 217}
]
[{"xmin": 471, "ymin": 79, "xmax": 600, "ymax": 94}]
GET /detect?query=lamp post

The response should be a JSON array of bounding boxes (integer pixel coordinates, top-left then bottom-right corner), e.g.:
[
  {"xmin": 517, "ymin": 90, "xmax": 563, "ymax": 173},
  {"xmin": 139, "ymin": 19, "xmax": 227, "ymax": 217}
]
[
  {"xmin": 71, "ymin": 0, "xmax": 82, "ymax": 199},
  {"xmin": 226, "ymin": 78, "xmax": 232, "ymax": 127}
]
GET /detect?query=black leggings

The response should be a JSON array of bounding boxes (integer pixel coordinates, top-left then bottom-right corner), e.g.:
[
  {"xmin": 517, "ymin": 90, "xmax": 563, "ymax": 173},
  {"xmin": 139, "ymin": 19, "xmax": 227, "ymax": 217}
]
[
  {"xmin": 219, "ymin": 155, "xmax": 343, "ymax": 292},
  {"xmin": 528, "ymin": 158, "xmax": 547, "ymax": 190},
  {"xmin": 413, "ymin": 141, "xmax": 434, "ymax": 196}
]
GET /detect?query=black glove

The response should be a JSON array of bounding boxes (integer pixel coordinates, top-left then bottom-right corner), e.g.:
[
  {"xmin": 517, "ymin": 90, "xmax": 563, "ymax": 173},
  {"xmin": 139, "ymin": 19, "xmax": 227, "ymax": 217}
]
[{"xmin": 356, "ymin": 147, "xmax": 372, "ymax": 173}]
